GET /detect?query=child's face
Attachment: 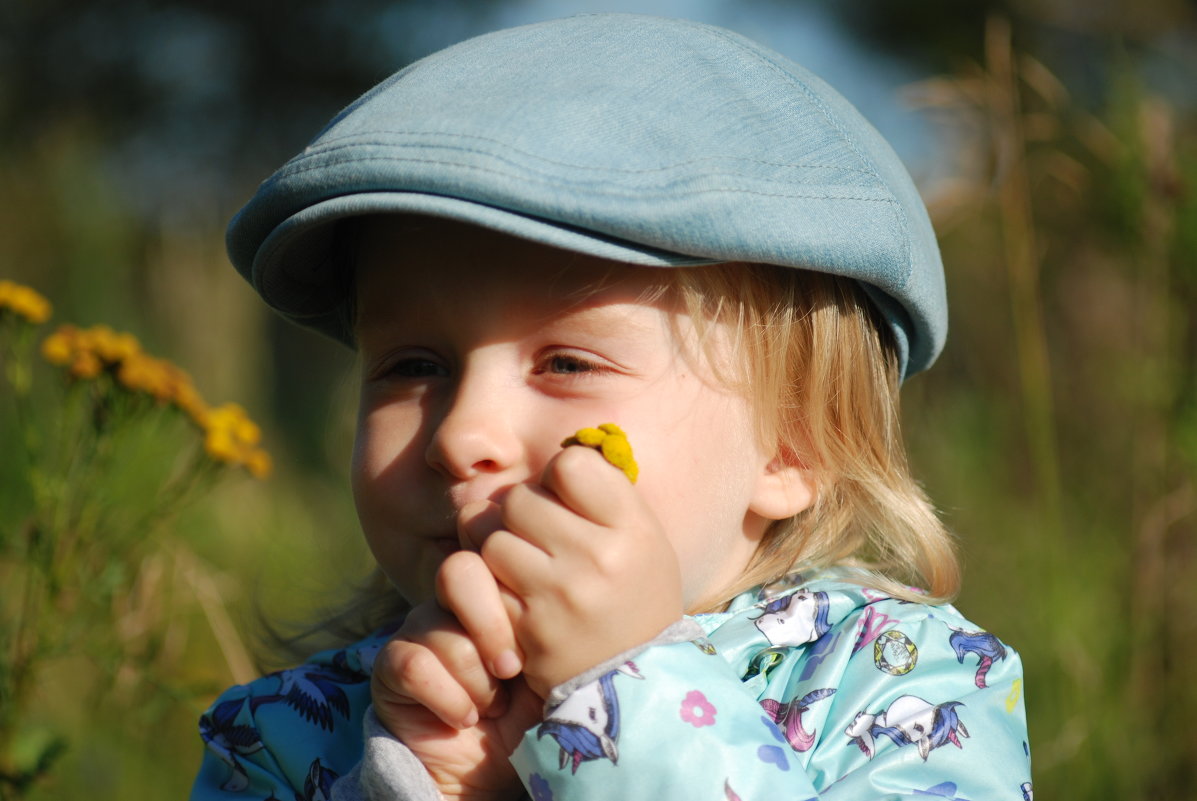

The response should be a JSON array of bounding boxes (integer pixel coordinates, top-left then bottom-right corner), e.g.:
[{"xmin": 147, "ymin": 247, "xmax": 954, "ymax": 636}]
[{"xmin": 351, "ymin": 218, "xmax": 801, "ymax": 610}]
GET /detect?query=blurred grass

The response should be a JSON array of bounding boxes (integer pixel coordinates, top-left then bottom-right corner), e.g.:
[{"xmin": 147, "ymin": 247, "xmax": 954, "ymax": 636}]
[
  {"xmin": 1, "ymin": 14, "xmax": 1195, "ymax": 801},
  {"xmin": 902, "ymin": 17, "xmax": 1197, "ymax": 799}
]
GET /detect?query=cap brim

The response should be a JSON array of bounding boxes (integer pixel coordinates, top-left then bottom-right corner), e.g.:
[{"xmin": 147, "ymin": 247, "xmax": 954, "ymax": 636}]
[{"xmin": 251, "ymin": 191, "xmax": 719, "ymax": 338}]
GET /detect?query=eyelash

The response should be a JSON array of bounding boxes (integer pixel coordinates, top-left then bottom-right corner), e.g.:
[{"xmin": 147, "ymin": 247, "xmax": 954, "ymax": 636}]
[
  {"xmin": 384, "ymin": 357, "xmax": 447, "ymax": 379},
  {"xmin": 537, "ymin": 353, "xmax": 607, "ymax": 376},
  {"xmin": 377, "ymin": 352, "xmax": 609, "ymax": 381}
]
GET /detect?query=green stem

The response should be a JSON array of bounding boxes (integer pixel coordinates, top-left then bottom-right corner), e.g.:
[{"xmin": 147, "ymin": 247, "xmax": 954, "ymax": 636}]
[{"xmin": 986, "ymin": 16, "xmax": 1065, "ymax": 538}]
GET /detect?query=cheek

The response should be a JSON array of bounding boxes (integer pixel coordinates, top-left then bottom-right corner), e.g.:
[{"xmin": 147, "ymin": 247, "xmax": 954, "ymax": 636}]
[
  {"xmin": 628, "ymin": 386, "xmax": 765, "ymax": 606},
  {"xmin": 350, "ymin": 412, "xmax": 390, "ymax": 517},
  {"xmin": 352, "ymin": 399, "xmax": 423, "ymax": 482},
  {"xmin": 350, "ymin": 408, "xmax": 441, "ymax": 604},
  {"xmin": 350, "ymin": 404, "xmax": 425, "ymax": 543}
]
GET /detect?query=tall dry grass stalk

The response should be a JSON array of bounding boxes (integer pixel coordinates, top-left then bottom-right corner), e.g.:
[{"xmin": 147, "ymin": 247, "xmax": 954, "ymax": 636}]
[{"xmin": 906, "ymin": 14, "xmax": 1197, "ymax": 799}]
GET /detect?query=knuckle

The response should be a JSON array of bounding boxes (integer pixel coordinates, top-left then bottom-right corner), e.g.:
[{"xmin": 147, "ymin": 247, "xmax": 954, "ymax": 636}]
[
  {"xmin": 585, "ymin": 538, "xmax": 627, "ymax": 580},
  {"xmin": 552, "ymin": 445, "xmax": 596, "ymax": 481},
  {"xmin": 376, "ymin": 637, "xmax": 409, "ymax": 673},
  {"xmin": 390, "ymin": 643, "xmax": 437, "ymax": 688}
]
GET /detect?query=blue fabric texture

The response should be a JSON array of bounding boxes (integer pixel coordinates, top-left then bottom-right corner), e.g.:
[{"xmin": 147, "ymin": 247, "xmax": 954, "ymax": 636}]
[
  {"xmin": 226, "ymin": 14, "xmax": 948, "ymax": 379},
  {"xmin": 189, "ymin": 569, "xmax": 1031, "ymax": 800}
]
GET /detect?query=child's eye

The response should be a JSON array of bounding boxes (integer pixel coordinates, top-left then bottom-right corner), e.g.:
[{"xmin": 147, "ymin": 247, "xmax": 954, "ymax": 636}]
[
  {"xmin": 539, "ymin": 353, "xmax": 606, "ymax": 376},
  {"xmin": 387, "ymin": 357, "xmax": 448, "ymax": 378}
]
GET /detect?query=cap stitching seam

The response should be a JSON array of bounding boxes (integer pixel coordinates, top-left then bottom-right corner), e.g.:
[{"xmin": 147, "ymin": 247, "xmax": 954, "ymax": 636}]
[
  {"xmin": 271, "ymin": 155, "xmax": 899, "ymax": 204},
  {"xmin": 291, "ymin": 134, "xmax": 880, "ymax": 178}
]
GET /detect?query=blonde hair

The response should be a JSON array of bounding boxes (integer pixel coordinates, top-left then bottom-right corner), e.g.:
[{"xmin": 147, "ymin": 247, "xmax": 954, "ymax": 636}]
[
  {"xmin": 261, "ymin": 258, "xmax": 958, "ymax": 665},
  {"xmin": 662, "ymin": 263, "xmax": 959, "ymax": 609}
]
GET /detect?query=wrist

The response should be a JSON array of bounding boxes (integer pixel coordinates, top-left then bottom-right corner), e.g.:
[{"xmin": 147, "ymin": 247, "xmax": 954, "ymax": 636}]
[{"xmin": 542, "ymin": 618, "xmax": 703, "ymax": 710}]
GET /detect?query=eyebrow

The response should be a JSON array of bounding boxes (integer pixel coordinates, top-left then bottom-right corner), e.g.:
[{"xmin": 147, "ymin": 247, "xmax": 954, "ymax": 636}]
[{"xmin": 537, "ymin": 290, "xmax": 672, "ymax": 347}]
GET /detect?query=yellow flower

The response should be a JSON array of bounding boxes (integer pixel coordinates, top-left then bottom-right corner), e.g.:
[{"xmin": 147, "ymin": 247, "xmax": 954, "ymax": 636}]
[
  {"xmin": 41, "ymin": 325, "xmax": 79, "ymax": 365},
  {"xmin": 561, "ymin": 422, "xmax": 638, "ymax": 483},
  {"xmin": 69, "ymin": 351, "xmax": 103, "ymax": 380},
  {"xmin": 117, "ymin": 352, "xmax": 167, "ymax": 399},
  {"xmin": 37, "ymin": 314, "xmax": 270, "ymax": 479},
  {"xmin": 173, "ymin": 381, "xmax": 208, "ymax": 424},
  {"xmin": 205, "ymin": 403, "xmax": 247, "ymax": 434},
  {"xmin": 201, "ymin": 402, "xmax": 271, "ymax": 478},
  {"xmin": 243, "ymin": 449, "xmax": 273, "ymax": 479},
  {"xmin": 599, "ymin": 435, "xmax": 638, "ymax": 483},
  {"xmin": 203, "ymin": 426, "xmax": 241, "ymax": 463},
  {"xmin": 0, "ymin": 280, "xmax": 52, "ymax": 324},
  {"xmin": 95, "ymin": 329, "xmax": 140, "ymax": 363},
  {"xmin": 568, "ymin": 427, "xmax": 607, "ymax": 448}
]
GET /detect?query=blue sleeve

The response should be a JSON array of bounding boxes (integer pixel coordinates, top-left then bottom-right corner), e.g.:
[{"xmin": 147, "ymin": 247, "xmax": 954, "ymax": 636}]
[
  {"xmin": 509, "ymin": 602, "xmax": 1031, "ymax": 800},
  {"xmin": 190, "ymin": 684, "xmax": 309, "ymax": 800},
  {"xmin": 188, "ymin": 660, "xmax": 373, "ymax": 801}
]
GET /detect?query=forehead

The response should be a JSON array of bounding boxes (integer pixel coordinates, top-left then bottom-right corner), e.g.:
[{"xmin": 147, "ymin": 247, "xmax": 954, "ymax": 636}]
[{"xmin": 352, "ymin": 216, "xmax": 674, "ymax": 329}]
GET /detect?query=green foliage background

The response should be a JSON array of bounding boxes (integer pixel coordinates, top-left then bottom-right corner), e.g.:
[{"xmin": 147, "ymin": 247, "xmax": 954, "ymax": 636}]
[{"xmin": 1, "ymin": 1, "xmax": 1195, "ymax": 798}]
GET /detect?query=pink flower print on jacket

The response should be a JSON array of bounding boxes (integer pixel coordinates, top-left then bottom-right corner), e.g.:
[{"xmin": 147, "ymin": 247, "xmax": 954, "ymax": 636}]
[
  {"xmin": 846, "ymin": 695, "xmax": 969, "ymax": 761},
  {"xmin": 679, "ymin": 690, "xmax": 717, "ymax": 727},
  {"xmin": 537, "ymin": 662, "xmax": 643, "ymax": 773},
  {"xmin": 752, "ymin": 590, "xmax": 832, "ymax": 647}
]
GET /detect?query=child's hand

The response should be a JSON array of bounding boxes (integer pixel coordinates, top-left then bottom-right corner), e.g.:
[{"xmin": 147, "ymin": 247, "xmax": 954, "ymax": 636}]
[
  {"xmin": 478, "ymin": 444, "xmax": 685, "ymax": 697},
  {"xmin": 370, "ymin": 557, "xmax": 541, "ymax": 801}
]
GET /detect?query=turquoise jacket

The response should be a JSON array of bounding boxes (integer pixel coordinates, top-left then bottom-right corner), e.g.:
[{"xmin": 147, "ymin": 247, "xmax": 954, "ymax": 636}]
[{"xmin": 190, "ymin": 569, "xmax": 1032, "ymax": 800}]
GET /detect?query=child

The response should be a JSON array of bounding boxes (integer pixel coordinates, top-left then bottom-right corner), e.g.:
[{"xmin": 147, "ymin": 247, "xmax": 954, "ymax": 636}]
[{"xmin": 191, "ymin": 14, "xmax": 1031, "ymax": 801}]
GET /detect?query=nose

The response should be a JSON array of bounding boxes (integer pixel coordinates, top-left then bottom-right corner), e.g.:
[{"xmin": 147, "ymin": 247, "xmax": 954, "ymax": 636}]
[{"xmin": 424, "ymin": 363, "xmax": 523, "ymax": 483}]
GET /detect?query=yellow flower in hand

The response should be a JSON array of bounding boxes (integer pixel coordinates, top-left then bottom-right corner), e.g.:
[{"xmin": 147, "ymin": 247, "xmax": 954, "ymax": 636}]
[{"xmin": 561, "ymin": 422, "xmax": 638, "ymax": 483}]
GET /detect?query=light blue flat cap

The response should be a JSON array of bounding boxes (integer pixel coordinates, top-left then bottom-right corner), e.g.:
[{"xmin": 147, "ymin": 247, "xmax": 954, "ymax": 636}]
[{"xmin": 228, "ymin": 13, "xmax": 947, "ymax": 378}]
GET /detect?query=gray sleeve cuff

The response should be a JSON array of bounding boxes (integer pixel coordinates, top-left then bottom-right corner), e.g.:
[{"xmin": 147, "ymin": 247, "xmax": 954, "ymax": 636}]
[
  {"xmin": 331, "ymin": 706, "xmax": 444, "ymax": 801},
  {"xmin": 543, "ymin": 618, "xmax": 705, "ymax": 711}
]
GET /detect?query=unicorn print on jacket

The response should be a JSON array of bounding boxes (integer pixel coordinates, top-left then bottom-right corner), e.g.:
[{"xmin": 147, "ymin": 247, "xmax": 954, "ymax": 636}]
[
  {"xmin": 538, "ymin": 662, "xmax": 643, "ymax": 773},
  {"xmin": 760, "ymin": 688, "xmax": 837, "ymax": 752},
  {"xmin": 753, "ymin": 590, "xmax": 832, "ymax": 647},
  {"xmin": 845, "ymin": 695, "xmax": 969, "ymax": 761},
  {"xmin": 949, "ymin": 628, "xmax": 1008, "ymax": 688}
]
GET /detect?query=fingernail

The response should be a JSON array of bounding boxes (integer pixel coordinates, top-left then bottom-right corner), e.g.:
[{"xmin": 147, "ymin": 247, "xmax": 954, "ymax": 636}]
[
  {"xmin": 492, "ymin": 649, "xmax": 522, "ymax": 679},
  {"xmin": 461, "ymin": 708, "xmax": 479, "ymax": 728}
]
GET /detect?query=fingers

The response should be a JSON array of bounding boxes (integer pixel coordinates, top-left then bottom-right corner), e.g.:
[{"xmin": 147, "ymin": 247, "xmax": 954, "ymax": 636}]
[
  {"xmin": 374, "ymin": 601, "xmax": 506, "ymax": 730},
  {"xmin": 540, "ymin": 444, "xmax": 632, "ymax": 527},
  {"xmin": 436, "ymin": 549, "xmax": 523, "ymax": 679},
  {"xmin": 477, "ymin": 450, "xmax": 628, "ymax": 598},
  {"xmin": 372, "ymin": 637, "xmax": 481, "ymax": 730}
]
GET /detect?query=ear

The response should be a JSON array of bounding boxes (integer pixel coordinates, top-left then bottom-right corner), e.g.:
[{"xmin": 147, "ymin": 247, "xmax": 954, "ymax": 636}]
[{"xmin": 749, "ymin": 452, "xmax": 816, "ymax": 521}]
